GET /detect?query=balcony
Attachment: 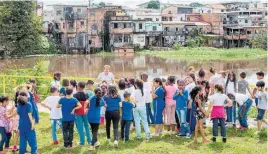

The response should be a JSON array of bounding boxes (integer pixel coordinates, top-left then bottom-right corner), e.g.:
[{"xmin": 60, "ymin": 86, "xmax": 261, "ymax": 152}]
[
  {"xmin": 223, "ymin": 34, "xmax": 247, "ymax": 40},
  {"xmin": 111, "ymin": 28, "xmax": 133, "ymax": 34},
  {"xmin": 163, "ymin": 31, "xmax": 185, "ymax": 36}
]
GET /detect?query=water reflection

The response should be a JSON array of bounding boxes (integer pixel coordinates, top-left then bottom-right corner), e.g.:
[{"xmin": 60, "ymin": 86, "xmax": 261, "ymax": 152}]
[{"xmin": 0, "ymin": 54, "xmax": 266, "ymax": 85}]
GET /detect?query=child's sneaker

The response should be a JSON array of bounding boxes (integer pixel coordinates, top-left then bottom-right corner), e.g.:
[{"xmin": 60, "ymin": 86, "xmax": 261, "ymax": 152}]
[
  {"xmin": 106, "ymin": 138, "xmax": 111, "ymax": 142},
  {"xmin": 12, "ymin": 146, "xmax": 18, "ymax": 152},
  {"xmin": 211, "ymin": 137, "xmax": 216, "ymax": 142},
  {"xmin": 222, "ymin": 137, "xmax": 227, "ymax": 143},
  {"xmin": 114, "ymin": 140, "xmax": 118, "ymax": 148},
  {"xmin": 94, "ymin": 141, "xmax": 100, "ymax": 147},
  {"xmin": 185, "ymin": 133, "xmax": 191, "ymax": 139},
  {"xmin": 89, "ymin": 145, "xmax": 95, "ymax": 151},
  {"xmin": 146, "ymin": 134, "xmax": 152, "ymax": 140},
  {"xmin": 151, "ymin": 133, "xmax": 159, "ymax": 137},
  {"xmin": 53, "ymin": 140, "xmax": 59, "ymax": 145}
]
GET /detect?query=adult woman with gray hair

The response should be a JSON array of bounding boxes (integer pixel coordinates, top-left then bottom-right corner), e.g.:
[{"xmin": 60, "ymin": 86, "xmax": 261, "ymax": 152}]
[{"xmin": 97, "ymin": 65, "xmax": 115, "ymax": 85}]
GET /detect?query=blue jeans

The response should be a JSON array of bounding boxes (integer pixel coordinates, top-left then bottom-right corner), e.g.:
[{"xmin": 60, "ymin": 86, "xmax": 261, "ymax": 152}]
[
  {"xmin": 133, "ymin": 106, "xmax": 150, "ymax": 138},
  {"xmin": 226, "ymin": 101, "xmax": 237, "ymax": 124},
  {"xmin": 176, "ymin": 108, "xmax": 190, "ymax": 135},
  {"xmin": 146, "ymin": 103, "xmax": 154, "ymax": 124},
  {"xmin": 51, "ymin": 119, "xmax": 62, "ymax": 142},
  {"xmin": 19, "ymin": 130, "xmax": 37, "ymax": 154},
  {"xmin": 238, "ymin": 99, "xmax": 252, "ymax": 128},
  {"xmin": 0, "ymin": 127, "xmax": 7, "ymax": 151},
  {"xmin": 121, "ymin": 120, "xmax": 132, "ymax": 141},
  {"xmin": 212, "ymin": 118, "xmax": 226, "ymax": 137},
  {"xmin": 76, "ymin": 115, "xmax": 91, "ymax": 145}
]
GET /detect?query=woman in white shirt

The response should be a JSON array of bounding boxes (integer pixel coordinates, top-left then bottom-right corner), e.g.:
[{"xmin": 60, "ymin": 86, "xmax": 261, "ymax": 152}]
[
  {"xmin": 225, "ymin": 72, "xmax": 237, "ymax": 127},
  {"xmin": 131, "ymin": 80, "xmax": 151, "ymax": 139},
  {"xmin": 97, "ymin": 65, "xmax": 115, "ymax": 85}
]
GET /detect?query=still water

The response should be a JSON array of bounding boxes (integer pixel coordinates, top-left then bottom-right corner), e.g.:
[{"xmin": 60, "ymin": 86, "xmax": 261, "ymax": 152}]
[{"xmin": 0, "ymin": 54, "xmax": 267, "ymax": 84}]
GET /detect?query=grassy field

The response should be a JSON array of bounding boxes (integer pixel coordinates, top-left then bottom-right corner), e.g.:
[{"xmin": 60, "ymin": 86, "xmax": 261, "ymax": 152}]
[
  {"xmin": 24, "ymin": 112, "xmax": 268, "ymax": 154},
  {"xmin": 138, "ymin": 47, "xmax": 267, "ymax": 61}
]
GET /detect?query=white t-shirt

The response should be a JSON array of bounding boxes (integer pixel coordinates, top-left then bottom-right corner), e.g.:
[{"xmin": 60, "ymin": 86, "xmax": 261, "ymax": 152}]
[
  {"xmin": 235, "ymin": 93, "xmax": 249, "ymax": 106},
  {"xmin": 118, "ymin": 89, "xmax": 127, "ymax": 101},
  {"xmin": 256, "ymin": 91, "xmax": 268, "ymax": 110},
  {"xmin": 131, "ymin": 89, "xmax": 146, "ymax": 107},
  {"xmin": 226, "ymin": 81, "xmax": 236, "ymax": 95},
  {"xmin": 209, "ymin": 73, "xmax": 225, "ymax": 86},
  {"xmin": 185, "ymin": 82, "xmax": 196, "ymax": 100},
  {"xmin": 51, "ymin": 80, "xmax": 60, "ymax": 88},
  {"xmin": 97, "ymin": 72, "xmax": 114, "ymax": 84},
  {"xmin": 209, "ymin": 93, "xmax": 227, "ymax": 106},
  {"xmin": 101, "ymin": 106, "xmax": 106, "ymax": 116},
  {"xmin": 143, "ymin": 82, "xmax": 152, "ymax": 103},
  {"xmin": 126, "ymin": 86, "xmax": 135, "ymax": 95},
  {"xmin": 43, "ymin": 96, "xmax": 62, "ymax": 119}
]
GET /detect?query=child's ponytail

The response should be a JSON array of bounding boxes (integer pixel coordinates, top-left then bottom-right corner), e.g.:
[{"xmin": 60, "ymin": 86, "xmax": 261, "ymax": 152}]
[{"xmin": 94, "ymin": 88, "xmax": 102, "ymax": 107}]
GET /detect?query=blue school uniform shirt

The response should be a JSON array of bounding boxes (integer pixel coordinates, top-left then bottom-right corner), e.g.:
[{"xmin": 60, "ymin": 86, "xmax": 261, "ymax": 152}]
[
  {"xmin": 122, "ymin": 101, "xmax": 135, "ymax": 121},
  {"xmin": 173, "ymin": 89, "xmax": 188, "ymax": 109},
  {"xmin": 153, "ymin": 87, "xmax": 165, "ymax": 104},
  {"xmin": 17, "ymin": 102, "xmax": 33, "ymax": 133},
  {"xmin": 59, "ymin": 87, "xmax": 66, "ymax": 96},
  {"xmin": 87, "ymin": 96, "xmax": 104, "ymax": 123},
  {"xmin": 29, "ymin": 92, "xmax": 39, "ymax": 124},
  {"xmin": 103, "ymin": 96, "xmax": 121, "ymax": 111},
  {"xmin": 59, "ymin": 97, "xmax": 78, "ymax": 122}
]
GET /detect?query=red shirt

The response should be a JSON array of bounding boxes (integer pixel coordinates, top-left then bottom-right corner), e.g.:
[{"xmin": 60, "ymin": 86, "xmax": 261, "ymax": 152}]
[{"xmin": 75, "ymin": 101, "xmax": 86, "ymax": 115}]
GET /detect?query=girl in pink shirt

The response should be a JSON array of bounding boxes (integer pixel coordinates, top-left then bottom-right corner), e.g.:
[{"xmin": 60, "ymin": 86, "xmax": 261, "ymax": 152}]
[
  {"xmin": 165, "ymin": 76, "xmax": 177, "ymax": 134},
  {"xmin": 0, "ymin": 96, "xmax": 10, "ymax": 154}
]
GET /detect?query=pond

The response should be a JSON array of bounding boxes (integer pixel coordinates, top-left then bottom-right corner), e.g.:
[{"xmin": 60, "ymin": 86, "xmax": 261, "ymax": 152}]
[{"xmin": 0, "ymin": 54, "xmax": 266, "ymax": 85}]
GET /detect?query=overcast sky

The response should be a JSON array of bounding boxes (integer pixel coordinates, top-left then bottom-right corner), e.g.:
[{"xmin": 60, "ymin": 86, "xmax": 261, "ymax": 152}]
[{"xmin": 39, "ymin": 0, "xmax": 261, "ymax": 9}]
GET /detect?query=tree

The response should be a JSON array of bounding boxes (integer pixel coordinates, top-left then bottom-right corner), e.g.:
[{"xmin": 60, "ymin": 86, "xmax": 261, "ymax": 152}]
[
  {"xmin": 248, "ymin": 32, "xmax": 267, "ymax": 50},
  {"xmin": 147, "ymin": 1, "xmax": 160, "ymax": 9},
  {"xmin": 0, "ymin": 1, "xmax": 47, "ymax": 57},
  {"xmin": 99, "ymin": 2, "xmax": 105, "ymax": 7},
  {"xmin": 189, "ymin": 2, "xmax": 204, "ymax": 7}
]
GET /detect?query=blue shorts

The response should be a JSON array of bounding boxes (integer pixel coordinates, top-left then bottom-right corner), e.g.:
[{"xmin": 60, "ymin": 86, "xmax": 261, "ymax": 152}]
[{"xmin": 257, "ymin": 109, "xmax": 266, "ymax": 120}]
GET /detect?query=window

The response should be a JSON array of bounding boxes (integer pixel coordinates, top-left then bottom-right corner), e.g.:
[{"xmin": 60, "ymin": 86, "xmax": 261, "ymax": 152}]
[
  {"xmin": 208, "ymin": 10, "xmax": 211, "ymax": 13},
  {"xmin": 180, "ymin": 17, "xmax": 183, "ymax": 21},
  {"xmin": 69, "ymin": 22, "xmax": 74, "ymax": 29},
  {"xmin": 57, "ymin": 23, "xmax": 61, "ymax": 29},
  {"xmin": 187, "ymin": 17, "xmax": 190, "ymax": 21},
  {"xmin": 169, "ymin": 17, "xmax": 172, "ymax": 21},
  {"xmin": 123, "ymin": 23, "xmax": 127, "ymax": 28},
  {"xmin": 139, "ymin": 23, "xmax": 142, "ymax": 29},
  {"xmin": 114, "ymin": 23, "xmax": 118, "ymax": 28},
  {"xmin": 165, "ymin": 27, "xmax": 169, "ymax": 31},
  {"xmin": 56, "ymin": 10, "xmax": 61, "ymax": 15},
  {"xmin": 63, "ymin": 23, "xmax": 65, "ymax": 29},
  {"xmin": 221, "ymin": 9, "xmax": 224, "ymax": 12},
  {"xmin": 168, "ymin": 11, "xmax": 172, "ymax": 14},
  {"xmin": 124, "ymin": 36, "xmax": 128, "ymax": 42},
  {"xmin": 77, "ymin": 8, "xmax": 82, "ymax": 13},
  {"xmin": 92, "ymin": 24, "xmax": 97, "ymax": 30},
  {"xmin": 245, "ymin": 19, "xmax": 248, "ymax": 23},
  {"xmin": 247, "ymin": 31, "xmax": 251, "ymax": 34},
  {"xmin": 80, "ymin": 21, "xmax": 84, "ymax": 26},
  {"xmin": 90, "ymin": 12, "xmax": 95, "ymax": 16},
  {"xmin": 176, "ymin": 28, "xmax": 179, "ymax": 31},
  {"xmin": 156, "ymin": 18, "xmax": 159, "ymax": 21},
  {"xmin": 153, "ymin": 26, "xmax": 157, "ymax": 31}
]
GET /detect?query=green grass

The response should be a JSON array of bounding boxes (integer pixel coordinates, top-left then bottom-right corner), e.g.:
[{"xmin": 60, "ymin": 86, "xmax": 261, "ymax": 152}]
[
  {"xmin": 31, "ymin": 112, "xmax": 268, "ymax": 154},
  {"xmin": 138, "ymin": 47, "xmax": 267, "ymax": 61}
]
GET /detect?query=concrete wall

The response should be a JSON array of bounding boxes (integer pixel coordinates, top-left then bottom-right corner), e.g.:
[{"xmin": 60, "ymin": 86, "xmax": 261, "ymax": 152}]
[
  {"xmin": 145, "ymin": 22, "xmax": 162, "ymax": 31},
  {"xmin": 133, "ymin": 34, "xmax": 146, "ymax": 48}
]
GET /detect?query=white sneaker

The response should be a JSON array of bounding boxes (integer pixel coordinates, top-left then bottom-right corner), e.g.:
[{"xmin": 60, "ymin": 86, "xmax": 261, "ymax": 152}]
[
  {"xmin": 94, "ymin": 141, "xmax": 100, "ymax": 147},
  {"xmin": 151, "ymin": 133, "xmax": 159, "ymax": 137},
  {"xmin": 185, "ymin": 133, "xmax": 191, "ymax": 139},
  {"xmin": 114, "ymin": 140, "xmax": 118, "ymax": 148},
  {"xmin": 107, "ymin": 138, "xmax": 111, "ymax": 142},
  {"xmin": 89, "ymin": 145, "xmax": 95, "ymax": 151}
]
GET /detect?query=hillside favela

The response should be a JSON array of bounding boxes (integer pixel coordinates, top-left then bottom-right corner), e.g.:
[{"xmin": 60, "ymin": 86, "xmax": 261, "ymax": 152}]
[{"xmin": 0, "ymin": 0, "xmax": 267, "ymax": 154}]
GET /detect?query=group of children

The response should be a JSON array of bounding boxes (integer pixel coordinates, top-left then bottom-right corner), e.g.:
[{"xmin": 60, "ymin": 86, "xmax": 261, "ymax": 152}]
[{"xmin": 0, "ymin": 68, "xmax": 267, "ymax": 153}]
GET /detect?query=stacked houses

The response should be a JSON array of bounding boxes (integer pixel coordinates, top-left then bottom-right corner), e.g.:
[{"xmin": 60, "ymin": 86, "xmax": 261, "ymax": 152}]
[{"xmin": 42, "ymin": 1, "xmax": 268, "ymax": 52}]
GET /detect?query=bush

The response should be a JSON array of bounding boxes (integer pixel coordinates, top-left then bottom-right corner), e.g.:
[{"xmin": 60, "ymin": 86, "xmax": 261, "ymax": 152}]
[{"xmin": 173, "ymin": 43, "xmax": 182, "ymax": 50}]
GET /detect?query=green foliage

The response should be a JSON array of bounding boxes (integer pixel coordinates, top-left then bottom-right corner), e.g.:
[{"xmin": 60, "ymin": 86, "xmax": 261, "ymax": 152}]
[
  {"xmin": 248, "ymin": 32, "xmax": 267, "ymax": 50},
  {"xmin": 99, "ymin": 2, "xmax": 105, "ymax": 7},
  {"xmin": 189, "ymin": 2, "xmax": 204, "ymax": 7},
  {"xmin": 0, "ymin": 1, "xmax": 55, "ymax": 57},
  {"xmin": 172, "ymin": 43, "xmax": 182, "ymax": 50},
  {"xmin": 186, "ymin": 28, "xmax": 205, "ymax": 48},
  {"xmin": 138, "ymin": 47, "xmax": 267, "ymax": 61},
  {"xmin": 147, "ymin": 1, "xmax": 160, "ymax": 9},
  {"xmin": 0, "ymin": 60, "xmax": 51, "ymax": 99}
]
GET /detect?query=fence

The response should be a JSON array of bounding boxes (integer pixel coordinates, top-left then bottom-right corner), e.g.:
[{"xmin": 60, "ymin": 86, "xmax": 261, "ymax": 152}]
[{"xmin": 0, "ymin": 75, "xmax": 99, "ymax": 99}]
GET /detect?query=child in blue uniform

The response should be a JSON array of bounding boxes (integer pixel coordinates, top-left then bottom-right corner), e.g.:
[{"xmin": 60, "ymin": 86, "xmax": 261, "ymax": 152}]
[
  {"xmin": 88, "ymin": 88, "xmax": 104, "ymax": 151},
  {"xmin": 59, "ymin": 79, "xmax": 70, "ymax": 97},
  {"xmin": 9, "ymin": 91, "xmax": 37, "ymax": 154},
  {"xmin": 173, "ymin": 80, "xmax": 191, "ymax": 138},
  {"xmin": 152, "ymin": 78, "xmax": 165, "ymax": 136},
  {"xmin": 121, "ymin": 92, "xmax": 135, "ymax": 141},
  {"xmin": 57, "ymin": 88, "xmax": 82, "ymax": 148}
]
